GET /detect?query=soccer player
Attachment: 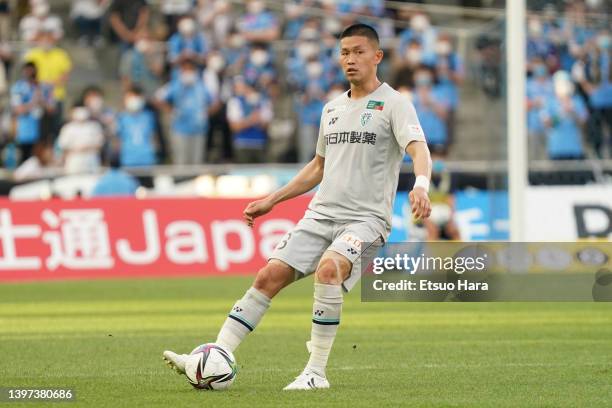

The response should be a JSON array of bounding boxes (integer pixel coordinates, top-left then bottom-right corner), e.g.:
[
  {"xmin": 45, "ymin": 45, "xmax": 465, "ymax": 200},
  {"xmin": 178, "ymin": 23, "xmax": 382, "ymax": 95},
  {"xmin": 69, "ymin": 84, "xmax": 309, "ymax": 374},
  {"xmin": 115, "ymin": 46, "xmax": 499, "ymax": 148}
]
[{"xmin": 163, "ymin": 23, "xmax": 432, "ymax": 390}]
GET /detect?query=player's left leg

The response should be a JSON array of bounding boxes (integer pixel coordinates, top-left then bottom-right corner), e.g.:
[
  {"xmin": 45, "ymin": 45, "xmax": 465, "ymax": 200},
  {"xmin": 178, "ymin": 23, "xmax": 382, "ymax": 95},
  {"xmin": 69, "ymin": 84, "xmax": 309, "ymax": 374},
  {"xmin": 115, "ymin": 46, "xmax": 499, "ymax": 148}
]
[{"xmin": 283, "ymin": 251, "xmax": 351, "ymax": 391}]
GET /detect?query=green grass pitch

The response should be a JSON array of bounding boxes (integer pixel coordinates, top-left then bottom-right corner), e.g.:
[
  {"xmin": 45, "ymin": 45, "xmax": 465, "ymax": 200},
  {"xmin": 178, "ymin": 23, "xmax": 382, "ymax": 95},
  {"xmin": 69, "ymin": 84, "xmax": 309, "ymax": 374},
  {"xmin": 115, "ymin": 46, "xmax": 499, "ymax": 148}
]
[{"xmin": 1, "ymin": 276, "xmax": 611, "ymax": 407}]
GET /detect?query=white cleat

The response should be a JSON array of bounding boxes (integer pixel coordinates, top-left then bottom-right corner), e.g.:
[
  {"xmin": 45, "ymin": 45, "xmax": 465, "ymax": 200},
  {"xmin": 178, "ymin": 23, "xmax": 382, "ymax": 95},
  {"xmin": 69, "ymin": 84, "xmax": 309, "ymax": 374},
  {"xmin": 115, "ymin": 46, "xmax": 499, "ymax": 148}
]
[
  {"xmin": 283, "ymin": 370, "xmax": 330, "ymax": 391},
  {"xmin": 162, "ymin": 350, "xmax": 188, "ymax": 376}
]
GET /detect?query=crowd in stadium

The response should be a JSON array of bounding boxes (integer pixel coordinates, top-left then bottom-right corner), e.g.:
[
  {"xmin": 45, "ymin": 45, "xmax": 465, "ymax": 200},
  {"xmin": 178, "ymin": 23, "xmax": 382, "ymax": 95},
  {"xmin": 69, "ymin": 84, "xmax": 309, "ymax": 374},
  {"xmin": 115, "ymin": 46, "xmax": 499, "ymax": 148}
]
[{"xmin": 0, "ymin": 0, "xmax": 609, "ymax": 179}]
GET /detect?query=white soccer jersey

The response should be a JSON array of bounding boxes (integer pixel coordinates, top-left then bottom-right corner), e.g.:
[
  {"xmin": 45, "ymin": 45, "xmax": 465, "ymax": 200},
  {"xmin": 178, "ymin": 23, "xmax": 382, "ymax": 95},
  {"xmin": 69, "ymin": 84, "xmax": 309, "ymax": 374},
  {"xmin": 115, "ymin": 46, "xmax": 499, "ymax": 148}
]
[{"xmin": 305, "ymin": 82, "xmax": 426, "ymax": 237}]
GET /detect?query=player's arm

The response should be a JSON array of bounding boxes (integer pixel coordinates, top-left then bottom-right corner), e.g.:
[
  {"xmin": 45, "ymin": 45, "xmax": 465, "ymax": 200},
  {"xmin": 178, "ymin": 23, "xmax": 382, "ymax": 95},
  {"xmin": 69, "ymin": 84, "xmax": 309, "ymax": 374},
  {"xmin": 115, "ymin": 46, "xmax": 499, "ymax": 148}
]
[
  {"xmin": 243, "ymin": 155, "xmax": 324, "ymax": 227},
  {"xmin": 406, "ymin": 141, "xmax": 432, "ymax": 220}
]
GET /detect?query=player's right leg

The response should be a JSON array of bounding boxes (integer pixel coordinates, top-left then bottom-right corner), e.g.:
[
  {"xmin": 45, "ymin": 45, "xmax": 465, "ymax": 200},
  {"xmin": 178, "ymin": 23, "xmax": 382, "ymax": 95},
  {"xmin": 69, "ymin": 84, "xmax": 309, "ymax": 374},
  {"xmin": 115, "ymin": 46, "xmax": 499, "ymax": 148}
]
[
  {"xmin": 163, "ymin": 260, "xmax": 295, "ymax": 375},
  {"xmin": 214, "ymin": 259, "xmax": 295, "ymax": 352}
]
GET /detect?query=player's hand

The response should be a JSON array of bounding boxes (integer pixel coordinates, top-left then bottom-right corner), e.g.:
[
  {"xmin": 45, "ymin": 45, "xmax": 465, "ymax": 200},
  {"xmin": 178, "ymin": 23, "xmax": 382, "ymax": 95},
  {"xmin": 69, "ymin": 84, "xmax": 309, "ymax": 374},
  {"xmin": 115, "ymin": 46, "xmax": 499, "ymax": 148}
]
[
  {"xmin": 409, "ymin": 187, "xmax": 431, "ymax": 220},
  {"xmin": 243, "ymin": 198, "xmax": 274, "ymax": 227}
]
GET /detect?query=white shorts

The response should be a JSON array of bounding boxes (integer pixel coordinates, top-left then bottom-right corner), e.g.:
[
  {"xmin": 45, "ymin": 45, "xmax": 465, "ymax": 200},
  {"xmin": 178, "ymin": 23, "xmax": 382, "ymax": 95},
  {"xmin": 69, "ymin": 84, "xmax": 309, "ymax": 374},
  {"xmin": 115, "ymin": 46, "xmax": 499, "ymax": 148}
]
[{"xmin": 269, "ymin": 218, "xmax": 384, "ymax": 291}]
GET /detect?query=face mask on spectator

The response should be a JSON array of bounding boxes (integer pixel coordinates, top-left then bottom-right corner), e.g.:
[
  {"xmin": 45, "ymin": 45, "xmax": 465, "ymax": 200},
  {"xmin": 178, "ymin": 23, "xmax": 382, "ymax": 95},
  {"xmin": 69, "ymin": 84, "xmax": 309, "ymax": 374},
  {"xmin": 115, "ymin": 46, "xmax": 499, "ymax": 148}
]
[
  {"xmin": 32, "ymin": 3, "xmax": 49, "ymax": 17},
  {"xmin": 597, "ymin": 35, "xmax": 610, "ymax": 50},
  {"xmin": 533, "ymin": 64, "xmax": 548, "ymax": 78},
  {"xmin": 554, "ymin": 80, "xmax": 574, "ymax": 98},
  {"xmin": 410, "ymin": 15, "xmax": 429, "ymax": 32},
  {"xmin": 71, "ymin": 107, "xmax": 90, "ymax": 122},
  {"xmin": 247, "ymin": 1, "xmax": 265, "ymax": 14},
  {"xmin": 300, "ymin": 27, "xmax": 319, "ymax": 41},
  {"xmin": 553, "ymin": 71, "xmax": 574, "ymax": 97},
  {"xmin": 415, "ymin": 74, "xmax": 432, "ymax": 88},
  {"xmin": 323, "ymin": 18, "xmax": 341, "ymax": 35},
  {"xmin": 178, "ymin": 19, "xmax": 196, "ymax": 36},
  {"xmin": 297, "ymin": 42, "xmax": 319, "ymax": 60},
  {"xmin": 229, "ymin": 35, "xmax": 244, "ymax": 48},
  {"xmin": 181, "ymin": 70, "xmax": 198, "ymax": 85},
  {"xmin": 528, "ymin": 19, "xmax": 543, "ymax": 38},
  {"xmin": 246, "ymin": 92, "xmax": 260, "ymax": 105},
  {"xmin": 250, "ymin": 49, "xmax": 269, "ymax": 67},
  {"xmin": 405, "ymin": 48, "xmax": 422, "ymax": 64},
  {"xmin": 125, "ymin": 96, "xmax": 145, "ymax": 112},
  {"xmin": 435, "ymin": 41, "xmax": 452, "ymax": 56},
  {"xmin": 86, "ymin": 96, "xmax": 104, "ymax": 113},
  {"xmin": 208, "ymin": 55, "xmax": 225, "ymax": 72},
  {"xmin": 135, "ymin": 40, "xmax": 151, "ymax": 53},
  {"xmin": 286, "ymin": 3, "xmax": 303, "ymax": 18},
  {"xmin": 306, "ymin": 62, "xmax": 323, "ymax": 79}
]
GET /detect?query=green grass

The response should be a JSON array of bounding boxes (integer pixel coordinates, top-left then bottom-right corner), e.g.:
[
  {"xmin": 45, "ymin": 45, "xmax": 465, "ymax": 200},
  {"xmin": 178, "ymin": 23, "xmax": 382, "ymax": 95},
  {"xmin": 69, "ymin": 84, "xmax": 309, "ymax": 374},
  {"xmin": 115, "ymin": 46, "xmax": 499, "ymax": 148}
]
[{"xmin": 1, "ymin": 277, "xmax": 611, "ymax": 407}]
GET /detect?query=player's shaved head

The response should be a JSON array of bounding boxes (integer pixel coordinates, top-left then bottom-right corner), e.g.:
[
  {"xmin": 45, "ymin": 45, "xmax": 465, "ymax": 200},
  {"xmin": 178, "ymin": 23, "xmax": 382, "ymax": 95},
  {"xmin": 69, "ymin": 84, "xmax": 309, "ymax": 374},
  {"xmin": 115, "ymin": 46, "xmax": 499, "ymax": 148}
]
[{"xmin": 340, "ymin": 23, "xmax": 380, "ymax": 47}]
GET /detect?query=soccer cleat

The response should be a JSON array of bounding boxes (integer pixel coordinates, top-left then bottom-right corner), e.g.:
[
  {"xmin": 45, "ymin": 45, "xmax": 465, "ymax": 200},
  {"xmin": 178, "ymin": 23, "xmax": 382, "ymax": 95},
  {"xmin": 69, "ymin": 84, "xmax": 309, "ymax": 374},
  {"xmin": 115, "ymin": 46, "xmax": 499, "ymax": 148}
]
[
  {"xmin": 283, "ymin": 370, "xmax": 330, "ymax": 391},
  {"xmin": 162, "ymin": 350, "xmax": 188, "ymax": 376}
]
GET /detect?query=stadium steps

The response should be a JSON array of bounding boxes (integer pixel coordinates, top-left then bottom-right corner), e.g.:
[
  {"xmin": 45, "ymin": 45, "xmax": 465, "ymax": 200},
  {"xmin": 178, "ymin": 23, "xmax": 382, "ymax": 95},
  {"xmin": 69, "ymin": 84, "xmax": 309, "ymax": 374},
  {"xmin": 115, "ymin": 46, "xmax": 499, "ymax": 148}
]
[{"xmin": 451, "ymin": 84, "xmax": 505, "ymax": 161}]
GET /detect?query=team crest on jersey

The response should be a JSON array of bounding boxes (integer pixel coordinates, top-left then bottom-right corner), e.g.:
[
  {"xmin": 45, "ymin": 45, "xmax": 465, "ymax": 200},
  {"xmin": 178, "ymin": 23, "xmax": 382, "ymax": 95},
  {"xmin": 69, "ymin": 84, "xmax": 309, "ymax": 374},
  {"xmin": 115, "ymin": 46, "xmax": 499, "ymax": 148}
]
[{"xmin": 360, "ymin": 111, "xmax": 373, "ymax": 127}]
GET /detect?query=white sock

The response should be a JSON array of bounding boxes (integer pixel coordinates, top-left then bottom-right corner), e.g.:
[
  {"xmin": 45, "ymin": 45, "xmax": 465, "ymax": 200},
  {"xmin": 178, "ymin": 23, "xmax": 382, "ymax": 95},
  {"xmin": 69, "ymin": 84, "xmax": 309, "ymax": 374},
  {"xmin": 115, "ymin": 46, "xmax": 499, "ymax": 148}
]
[
  {"xmin": 215, "ymin": 287, "xmax": 271, "ymax": 352},
  {"xmin": 305, "ymin": 283, "xmax": 343, "ymax": 377}
]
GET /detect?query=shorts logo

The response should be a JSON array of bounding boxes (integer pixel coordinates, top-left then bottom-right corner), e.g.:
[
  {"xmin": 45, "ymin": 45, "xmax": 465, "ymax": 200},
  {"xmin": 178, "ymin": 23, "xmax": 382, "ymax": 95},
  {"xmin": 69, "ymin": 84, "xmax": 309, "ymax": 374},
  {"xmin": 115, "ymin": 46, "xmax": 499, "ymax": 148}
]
[
  {"xmin": 360, "ymin": 111, "xmax": 373, "ymax": 127},
  {"xmin": 341, "ymin": 234, "xmax": 362, "ymax": 249},
  {"xmin": 328, "ymin": 117, "xmax": 338, "ymax": 126}
]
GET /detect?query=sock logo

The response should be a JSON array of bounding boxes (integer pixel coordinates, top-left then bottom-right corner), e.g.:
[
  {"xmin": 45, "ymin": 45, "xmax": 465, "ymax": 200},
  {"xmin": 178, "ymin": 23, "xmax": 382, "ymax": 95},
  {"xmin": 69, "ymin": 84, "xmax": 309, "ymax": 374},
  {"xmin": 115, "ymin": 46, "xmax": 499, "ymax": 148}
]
[
  {"xmin": 232, "ymin": 306, "xmax": 243, "ymax": 313},
  {"xmin": 314, "ymin": 309, "xmax": 324, "ymax": 317},
  {"xmin": 347, "ymin": 248, "xmax": 358, "ymax": 255}
]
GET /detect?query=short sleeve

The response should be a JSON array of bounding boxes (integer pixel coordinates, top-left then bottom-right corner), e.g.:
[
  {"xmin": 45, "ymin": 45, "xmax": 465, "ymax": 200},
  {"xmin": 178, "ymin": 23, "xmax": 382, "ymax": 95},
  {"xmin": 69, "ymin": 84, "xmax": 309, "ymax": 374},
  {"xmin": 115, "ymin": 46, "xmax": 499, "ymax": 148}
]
[
  {"xmin": 154, "ymin": 83, "xmax": 172, "ymax": 104},
  {"xmin": 226, "ymin": 98, "xmax": 243, "ymax": 122},
  {"xmin": 315, "ymin": 104, "xmax": 327, "ymax": 157},
  {"xmin": 391, "ymin": 95, "xmax": 426, "ymax": 152}
]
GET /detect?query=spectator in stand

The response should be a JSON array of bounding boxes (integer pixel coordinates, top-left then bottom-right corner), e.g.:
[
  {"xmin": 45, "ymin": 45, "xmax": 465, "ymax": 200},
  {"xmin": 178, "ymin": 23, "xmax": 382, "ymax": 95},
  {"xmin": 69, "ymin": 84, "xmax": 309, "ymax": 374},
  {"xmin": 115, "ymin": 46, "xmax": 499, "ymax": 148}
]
[
  {"xmin": 221, "ymin": 30, "xmax": 248, "ymax": 76},
  {"xmin": 203, "ymin": 50, "xmax": 234, "ymax": 162},
  {"xmin": 160, "ymin": 0, "xmax": 194, "ymax": 38},
  {"xmin": 526, "ymin": 15, "xmax": 556, "ymax": 64},
  {"xmin": 526, "ymin": 58, "xmax": 554, "ymax": 159},
  {"xmin": 116, "ymin": 86, "xmax": 158, "ymax": 167},
  {"xmin": 411, "ymin": 66, "xmax": 449, "ymax": 154},
  {"xmin": 70, "ymin": 0, "xmax": 109, "ymax": 47},
  {"xmin": 57, "ymin": 105, "xmax": 104, "ymax": 174},
  {"xmin": 282, "ymin": 1, "xmax": 317, "ymax": 41},
  {"xmin": 197, "ymin": 0, "xmax": 233, "ymax": 49},
  {"xmin": 108, "ymin": 0, "xmax": 149, "ymax": 49},
  {"xmin": 119, "ymin": 29, "xmax": 164, "ymax": 97},
  {"xmin": 295, "ymin": 80, "xmax": 325, "ymax": 163},
  {"xmin": 24, "ymin": 28, "xmax": 72, "ymax": 126},
  {"xmin": 433, "ymin": 34, "xmax": 462, "ymax": 146},
  {"xmin": 398, "ymin": 13, "xmax": 438, "ymax": 67},
  {"xmin": 155, "ymin": 59, "xmax": 213, "ymax": 165},
  {"xmin": 237, "ymin": 0, "xmax": 279, "ymax": 43},
  {"xmin": 243, "ymin": 42, "xmax": 276, "ymax": 92},
  {"xmin": 19, "ymin": 0, "xmax": 63, "ymax": 46},
  {"xmin": 91, "ymin": 154, "xmax": 139, "ymax": 197},
  {"xmin": 226, "ymin": 76, "xmax": 273, "ymax": 163},
  {"xmin": 575, "ymin": 30, "xmax": 611, "ymax": 158},
  {"xmin": 10, "ymin": 62, "xmax": 55, "ymax": 163},
  {"xmin": 540, "ymin": 71, "xmax": 588, "ymax": 160},
  {"xmin": 167, "ymin": 15, "xmax": 208, "ymax": 72},
  {"xmin": 80, "ymin": 85, "xmax": 116, "ymax": 164}
]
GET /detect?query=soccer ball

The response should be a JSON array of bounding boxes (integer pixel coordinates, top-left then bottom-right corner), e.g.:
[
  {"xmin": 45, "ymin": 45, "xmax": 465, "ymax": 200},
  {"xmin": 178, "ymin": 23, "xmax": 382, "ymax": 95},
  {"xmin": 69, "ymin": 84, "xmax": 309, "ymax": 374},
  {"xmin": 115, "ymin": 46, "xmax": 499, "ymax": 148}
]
[{"xmin": 185, "ymin": 343, "xmax": 237, "ymax": 390}]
